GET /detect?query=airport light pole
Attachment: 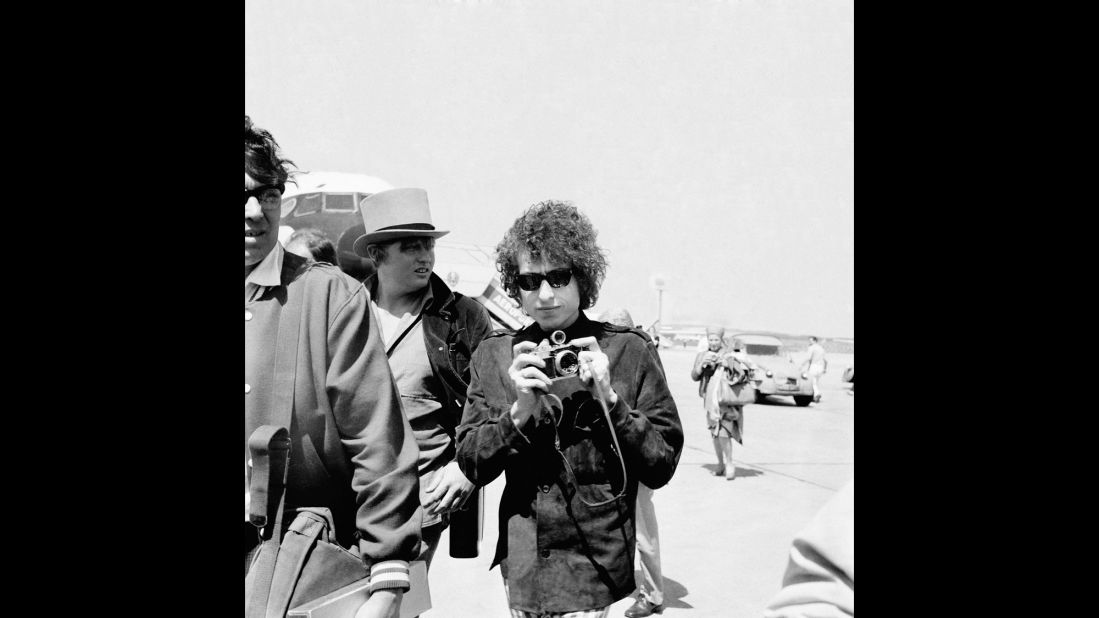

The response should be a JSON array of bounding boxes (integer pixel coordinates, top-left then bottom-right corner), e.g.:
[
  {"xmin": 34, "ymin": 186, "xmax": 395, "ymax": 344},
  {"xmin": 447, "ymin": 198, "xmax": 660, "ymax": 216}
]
[{"xmin": 650, "ymin": 275, "xmax": 665, "ymax": 335}]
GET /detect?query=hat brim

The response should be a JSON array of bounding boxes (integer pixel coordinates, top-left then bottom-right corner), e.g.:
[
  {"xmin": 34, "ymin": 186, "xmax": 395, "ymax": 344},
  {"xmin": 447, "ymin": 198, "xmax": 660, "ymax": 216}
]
[{"xmin": 353, "ymin": 229, "xmax": 450, "ymax": 257}]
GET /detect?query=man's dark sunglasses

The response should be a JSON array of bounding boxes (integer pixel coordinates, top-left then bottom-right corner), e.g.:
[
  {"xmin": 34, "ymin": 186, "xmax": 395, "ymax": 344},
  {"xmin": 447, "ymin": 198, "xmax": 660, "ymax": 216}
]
[
  {"xmin": 515, "ymin": 268, "xmax": 573, "ymax": 291},
  {"xmin": 244, "ymin": 184, "xmax": 285, "ymax": 205}
]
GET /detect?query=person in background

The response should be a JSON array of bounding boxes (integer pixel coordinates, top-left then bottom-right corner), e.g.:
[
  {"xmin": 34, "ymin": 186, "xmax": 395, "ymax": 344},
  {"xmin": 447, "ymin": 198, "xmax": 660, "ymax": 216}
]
[
  {"xmin": 763, "ymin": 479, "xmax": 854, "ymax": 618},
  {"xmin": 284, "ymin": 227, "xmax": 338, "ymax": 266},
  {"xmin": 800, "ymin": 336, "xmax": 828, "ymax": 404},
  {"xmin": 602, "ymin": 308, "xmax": 667, "ymax": 618},
  {"xmin": 354, "ymin": 187, "xmax": 495, "ymax": 577},
  {"xmin": 690, "ymin": 325, "xmax": 746, "ymax": 480},
  {"xmin": 244, "ymin": 116, "xmax": 421, "ymax": 617},
  {"xmin": 456, "ymin": 200, "xmax": 683, "ymax": 618}
]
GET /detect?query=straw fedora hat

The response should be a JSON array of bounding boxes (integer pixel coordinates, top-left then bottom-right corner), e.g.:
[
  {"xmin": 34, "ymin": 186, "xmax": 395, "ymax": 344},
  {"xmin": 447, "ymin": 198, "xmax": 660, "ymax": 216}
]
[{"xmin": 352, "ymin": 187, "xmax": 450, "ymax": 257}]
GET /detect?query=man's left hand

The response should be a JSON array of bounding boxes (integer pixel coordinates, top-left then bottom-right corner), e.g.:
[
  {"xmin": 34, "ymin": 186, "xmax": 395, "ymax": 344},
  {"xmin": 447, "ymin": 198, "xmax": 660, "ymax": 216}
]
[
  {"xmin": 573, "ymin": 337, "xmax": 618, "ymax": 408},
  {"xmin": 424, "ymin": 461, "xmax": 475, "ymax": 516}
]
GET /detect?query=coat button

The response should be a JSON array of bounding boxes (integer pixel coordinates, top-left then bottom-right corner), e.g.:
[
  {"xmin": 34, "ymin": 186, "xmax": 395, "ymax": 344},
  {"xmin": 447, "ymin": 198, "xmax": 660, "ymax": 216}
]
[
  {"xmin": 245, "ymin": 384, "xmax": 251, "ymax": 394},
  {"xmin": 245, "ymin": 310, "xmax": 253, "ymax": 321},
  {"xmin": 540, "ymin": 549, "xmax": 550, "ymax": 558}
]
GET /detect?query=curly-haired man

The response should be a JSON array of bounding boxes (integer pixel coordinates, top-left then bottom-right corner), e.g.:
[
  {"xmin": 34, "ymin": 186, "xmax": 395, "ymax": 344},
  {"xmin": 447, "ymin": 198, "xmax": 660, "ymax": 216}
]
[{"xmin": 455, "ymin": 200, "xmax": 684, "ymax": 617}]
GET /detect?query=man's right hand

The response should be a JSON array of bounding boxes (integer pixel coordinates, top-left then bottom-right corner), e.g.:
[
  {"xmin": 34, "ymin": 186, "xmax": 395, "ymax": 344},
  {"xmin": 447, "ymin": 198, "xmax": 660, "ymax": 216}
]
[{"xmin": 508, "ymin": 340, "xmax": 552, "ymax": 429}]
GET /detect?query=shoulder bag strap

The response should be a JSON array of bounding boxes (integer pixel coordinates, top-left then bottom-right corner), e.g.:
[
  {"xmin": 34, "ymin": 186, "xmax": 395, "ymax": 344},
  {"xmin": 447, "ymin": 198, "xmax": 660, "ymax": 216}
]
[
  {"xmin": 386, "ymin": 311, "xmax": 424, "ymax": 358},
  {"xmin": 247, "ymin": 278, "xmax": 306, "ymax": 618}
]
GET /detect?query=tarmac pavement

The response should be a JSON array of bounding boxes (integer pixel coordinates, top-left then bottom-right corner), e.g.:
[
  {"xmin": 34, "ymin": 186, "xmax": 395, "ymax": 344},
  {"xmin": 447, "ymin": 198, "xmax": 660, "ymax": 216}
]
[{"xmin": 424, "ymin": 349, "xmax": 854, "ymax": 618}]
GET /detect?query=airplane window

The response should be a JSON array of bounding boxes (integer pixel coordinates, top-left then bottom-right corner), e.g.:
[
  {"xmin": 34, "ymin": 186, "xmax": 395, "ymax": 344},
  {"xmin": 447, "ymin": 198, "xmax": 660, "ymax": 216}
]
[
  {"xmin": 324, "ymin": 193, "xmax": 356, "ymax": 212},
  {"xmin": 294, "ymin": 193, "xmax": 321, "ymax": 216}
]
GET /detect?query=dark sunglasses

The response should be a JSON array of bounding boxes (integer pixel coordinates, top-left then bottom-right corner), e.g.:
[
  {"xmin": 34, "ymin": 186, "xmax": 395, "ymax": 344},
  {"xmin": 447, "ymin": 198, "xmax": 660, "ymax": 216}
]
[
  {"xmin": 244, "ymin": 184, "xmax": 285, "ymax": 206},
  {"xmin": 515, "ymin": 268, "xmax": 573, "ymax": 291}
]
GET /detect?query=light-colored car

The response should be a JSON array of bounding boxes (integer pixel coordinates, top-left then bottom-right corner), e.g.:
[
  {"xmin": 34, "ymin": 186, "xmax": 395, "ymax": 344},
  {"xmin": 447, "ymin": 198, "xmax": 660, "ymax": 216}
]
[{"xmin": 732, "ymin": 334, "xmax": 816, "ymax": 407}]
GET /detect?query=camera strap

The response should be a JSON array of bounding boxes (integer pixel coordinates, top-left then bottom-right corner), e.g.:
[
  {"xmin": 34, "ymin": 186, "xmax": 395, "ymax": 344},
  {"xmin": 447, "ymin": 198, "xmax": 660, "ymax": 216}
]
[{"xmin": 550, "ymin": 359, "xmax": 628, "ymax": 508}]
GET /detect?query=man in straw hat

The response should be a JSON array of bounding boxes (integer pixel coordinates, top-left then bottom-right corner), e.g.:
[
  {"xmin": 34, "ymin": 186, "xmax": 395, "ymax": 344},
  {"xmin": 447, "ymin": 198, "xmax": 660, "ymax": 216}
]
[
  {"xmin": 244, "ymin": 117, "xmax": 421, "ymax": 617},
  {"xmin": 355, "ymin": 188, "xmax": 495, "ymax": 578}
]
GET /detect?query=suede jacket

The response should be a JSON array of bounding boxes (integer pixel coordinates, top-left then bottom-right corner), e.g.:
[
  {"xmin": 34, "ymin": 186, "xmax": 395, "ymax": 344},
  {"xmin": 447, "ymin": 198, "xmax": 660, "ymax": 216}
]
[{"xmin": 455, "ymin": 312, "xmax": 683, "ymax": 613}]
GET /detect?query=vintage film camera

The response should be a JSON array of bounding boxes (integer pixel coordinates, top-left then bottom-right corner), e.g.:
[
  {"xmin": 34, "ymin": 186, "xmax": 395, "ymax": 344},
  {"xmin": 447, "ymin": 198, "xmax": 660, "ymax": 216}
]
[{"xmin": 535, "ymin": 330, "xmax": 594, "ymax": 380}]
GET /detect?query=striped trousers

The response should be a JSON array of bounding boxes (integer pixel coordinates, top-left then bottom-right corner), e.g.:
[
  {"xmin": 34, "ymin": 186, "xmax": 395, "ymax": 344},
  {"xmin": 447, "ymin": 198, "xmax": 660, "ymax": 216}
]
[{"xmin": 504, "ymin": 577, "xmax": 611, "ymax": 618}]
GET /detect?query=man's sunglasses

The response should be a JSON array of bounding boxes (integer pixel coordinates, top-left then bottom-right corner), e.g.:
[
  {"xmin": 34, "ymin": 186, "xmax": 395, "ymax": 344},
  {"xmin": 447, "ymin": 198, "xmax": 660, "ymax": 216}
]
[
  {"xmin": 515, "ymin": 268, "xmax": 573, "ymax": 291},
  {"xmin": 244, "ymin": 184, "xmax": 285, "ymax": 207}
]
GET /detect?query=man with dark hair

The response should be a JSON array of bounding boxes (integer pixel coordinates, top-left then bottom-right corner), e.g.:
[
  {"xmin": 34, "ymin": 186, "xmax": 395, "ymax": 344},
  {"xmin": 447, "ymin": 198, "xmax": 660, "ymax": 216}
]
[
  {"xmin": 352, "ymin": 187, "xmax": 494, "ymax": 581},
  {"xmin": 244, "ymin": 116, "xmax": 422, "ymax": 617},
  {"xmin": 456, "ymin": 200, "xmax": 683, "ymax": 618},
  {"xmin": 285, "ymin": 227, "xmax": 338, "ymax": 266}
]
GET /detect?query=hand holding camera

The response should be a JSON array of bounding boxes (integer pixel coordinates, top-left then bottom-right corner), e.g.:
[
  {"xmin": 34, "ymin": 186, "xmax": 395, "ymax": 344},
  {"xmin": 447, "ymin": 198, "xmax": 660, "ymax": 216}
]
[
  {"xmin": 570, "ymin": 336, "xmax": 617, "ymax": 408},
  {"xmin": 508, "ymin": 332, "xmax": 618, "ymax": 428},
  {"xmin": 508, "ymin": 340, "xmax": 553, "ymax": 428}
]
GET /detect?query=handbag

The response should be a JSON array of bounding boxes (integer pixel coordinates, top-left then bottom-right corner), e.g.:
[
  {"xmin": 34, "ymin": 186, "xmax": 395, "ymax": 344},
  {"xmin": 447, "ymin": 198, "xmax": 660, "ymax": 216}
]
[{"xmin": 715, "ymin": 360, "xmax": 756, "ymax": 406}]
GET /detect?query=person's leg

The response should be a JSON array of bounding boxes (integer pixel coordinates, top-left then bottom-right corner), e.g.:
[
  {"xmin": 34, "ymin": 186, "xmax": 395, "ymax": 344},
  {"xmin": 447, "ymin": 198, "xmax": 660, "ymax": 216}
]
[
  {"xmin": 809, "ymin": 367, "xmax": 823, "ymax": 401},
  {"xmin": 710, "ymin": 436, "xmax": 726, "ymax": 475},
  {"xmin": 408, "ymin": 520, "xmax": 448, "ymax": 618},
  {"xmin": 634, "ymin": 484, "xmax": 664, "ymax": 607},
  {"xmin": 418, "ymin": 520, "xmax": 447, "ymax": 571},
  {"xmin": 721, "ymin": 436, "xmax": 735, "ymax": 479}
]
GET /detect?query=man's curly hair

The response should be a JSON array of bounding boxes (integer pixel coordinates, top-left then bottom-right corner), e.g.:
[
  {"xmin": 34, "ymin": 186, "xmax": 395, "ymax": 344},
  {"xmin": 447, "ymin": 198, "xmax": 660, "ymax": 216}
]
[
  {"xmin": 245, "ymin": 115, "xmax": 295, "ymax": 190},
  {"xmin": 496, "ymin": 200, "xmax": 607, "ymax": 310}
]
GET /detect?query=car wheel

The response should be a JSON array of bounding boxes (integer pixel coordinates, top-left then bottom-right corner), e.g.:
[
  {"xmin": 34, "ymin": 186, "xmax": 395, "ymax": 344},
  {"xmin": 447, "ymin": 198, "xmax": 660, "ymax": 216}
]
[
  {"xmin": 755, "ymin": 390, "xmax": 768, "ymax": 404},
  {"xmin": 793, "ymin": 395, "xmax": 813, "ymax": 407}
]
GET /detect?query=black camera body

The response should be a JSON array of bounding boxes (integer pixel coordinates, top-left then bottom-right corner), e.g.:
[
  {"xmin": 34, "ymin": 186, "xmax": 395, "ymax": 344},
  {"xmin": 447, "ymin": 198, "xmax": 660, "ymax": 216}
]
[{"xmin": 535, "ymin": 330, "xmax": 592, "ymax": 380}]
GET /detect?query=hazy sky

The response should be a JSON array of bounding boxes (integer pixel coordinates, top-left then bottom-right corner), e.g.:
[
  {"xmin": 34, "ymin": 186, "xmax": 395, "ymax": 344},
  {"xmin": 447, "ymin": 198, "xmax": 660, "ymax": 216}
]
[{"xmin": 245, "ymin": 0, "xmax": 853, "ymax": 337}]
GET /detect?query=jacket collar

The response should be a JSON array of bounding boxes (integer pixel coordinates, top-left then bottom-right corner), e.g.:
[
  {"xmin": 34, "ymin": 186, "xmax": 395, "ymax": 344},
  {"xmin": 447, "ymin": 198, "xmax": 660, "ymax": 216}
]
[
  {"xmin": 518, "ymin": 311, "xmax": 600, "ymax": 345},
  {"xmin": 363, "ymin": 271, "xmax": 458, "ymax": 319},
  {"xmin": 279, "ymin": 249, "xmax": 309, "ymax": 287}
]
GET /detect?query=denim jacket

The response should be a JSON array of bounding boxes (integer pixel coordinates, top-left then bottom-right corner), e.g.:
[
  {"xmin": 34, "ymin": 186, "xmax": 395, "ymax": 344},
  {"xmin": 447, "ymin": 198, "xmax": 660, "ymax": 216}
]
[{"xmin": 455, "ymin": 313, "xmax": 683, "ymax": 613}]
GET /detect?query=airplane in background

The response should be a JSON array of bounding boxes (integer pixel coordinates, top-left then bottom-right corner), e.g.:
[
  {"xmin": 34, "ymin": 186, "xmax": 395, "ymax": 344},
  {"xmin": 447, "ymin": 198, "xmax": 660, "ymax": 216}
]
[{"xmin": 277, "ymin": 171, "xmax": 531, "ymax": 331}]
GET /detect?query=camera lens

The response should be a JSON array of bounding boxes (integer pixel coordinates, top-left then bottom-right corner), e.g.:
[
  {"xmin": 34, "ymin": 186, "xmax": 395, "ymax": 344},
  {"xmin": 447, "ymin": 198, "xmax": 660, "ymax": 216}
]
[{"xmin": 555, "ymin": 350, "xmax": 579, "ymax": 375}]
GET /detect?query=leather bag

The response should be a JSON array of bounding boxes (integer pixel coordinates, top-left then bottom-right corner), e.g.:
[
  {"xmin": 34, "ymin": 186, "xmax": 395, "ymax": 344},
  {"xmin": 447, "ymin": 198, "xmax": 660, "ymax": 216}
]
[{"xmin": 245, "ymin": 427, "xmax": 370, "ymax": 618}]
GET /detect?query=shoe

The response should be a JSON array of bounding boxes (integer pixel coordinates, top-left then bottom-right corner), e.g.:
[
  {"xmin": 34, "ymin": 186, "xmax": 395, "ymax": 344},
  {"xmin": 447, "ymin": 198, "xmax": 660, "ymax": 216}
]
[
  {"xmin": 725, "ymin": 467, "xmax": 736, "ymax": 480},
  {"xmin": 624, "ymin": 598, "xmax": 665, "ymax": 617},
  {"xmin": 711, "ymin": 466, "xmax": 726, "ymax": 476}
]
